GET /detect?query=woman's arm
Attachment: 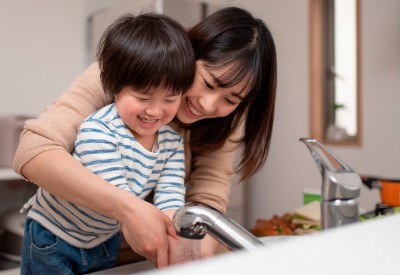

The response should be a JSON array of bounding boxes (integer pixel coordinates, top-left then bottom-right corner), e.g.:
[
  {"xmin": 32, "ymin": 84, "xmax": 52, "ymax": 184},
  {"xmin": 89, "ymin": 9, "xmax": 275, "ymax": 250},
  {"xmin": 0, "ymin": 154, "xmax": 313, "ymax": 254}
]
[{"xmin": 13, "ymin": 63, "xmax": 110, "ymax": 172}]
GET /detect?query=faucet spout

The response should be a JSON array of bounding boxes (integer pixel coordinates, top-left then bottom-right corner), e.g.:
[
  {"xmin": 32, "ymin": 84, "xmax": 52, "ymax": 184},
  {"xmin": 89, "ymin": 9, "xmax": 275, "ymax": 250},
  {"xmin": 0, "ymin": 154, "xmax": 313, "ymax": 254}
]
[{"xmin": 173, "ymin": 202, "xmax": 263, "ymax": 252}]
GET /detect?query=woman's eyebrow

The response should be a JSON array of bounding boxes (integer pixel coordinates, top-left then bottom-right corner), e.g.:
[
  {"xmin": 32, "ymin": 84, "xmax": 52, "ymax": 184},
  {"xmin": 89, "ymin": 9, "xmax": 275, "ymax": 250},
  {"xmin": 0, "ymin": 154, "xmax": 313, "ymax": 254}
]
[
  {"xmin": 208, "ymin": 71, "xmax": 223, "ymax": 86},
  {"xmin": 207, "ymin": 70, "xmax": 245, "ymax": 100}
]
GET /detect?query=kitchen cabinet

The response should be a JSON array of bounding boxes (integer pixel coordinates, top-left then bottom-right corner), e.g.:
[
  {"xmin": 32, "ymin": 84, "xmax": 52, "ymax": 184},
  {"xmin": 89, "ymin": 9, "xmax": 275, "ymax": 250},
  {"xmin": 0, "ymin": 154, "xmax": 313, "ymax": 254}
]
[
  {"xmin": 0, "ymin": 169, "xmax": 27, "ymax": 211},
  {"xmin": 0, "ymin": 170, "xmax": 33, "ymax": 213},
  {"xmin": 0, "ymin": 170, "xmax": 33, "ymax": 273}
]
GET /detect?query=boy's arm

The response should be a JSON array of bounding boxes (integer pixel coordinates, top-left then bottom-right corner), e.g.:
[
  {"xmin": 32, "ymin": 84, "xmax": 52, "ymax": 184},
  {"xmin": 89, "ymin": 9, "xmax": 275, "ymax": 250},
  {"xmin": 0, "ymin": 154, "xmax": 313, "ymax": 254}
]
[{"xmin": 154, "ymin": 136, "xmax": 186, "ymax": 212}]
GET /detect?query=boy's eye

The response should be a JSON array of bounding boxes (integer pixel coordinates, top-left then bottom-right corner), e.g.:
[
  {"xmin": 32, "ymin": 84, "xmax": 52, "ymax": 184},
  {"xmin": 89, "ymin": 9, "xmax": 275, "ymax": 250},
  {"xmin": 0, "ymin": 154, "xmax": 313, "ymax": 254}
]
[{"xmin": 130, "ymin": 93, "xmax": 149, "ymax": 101}]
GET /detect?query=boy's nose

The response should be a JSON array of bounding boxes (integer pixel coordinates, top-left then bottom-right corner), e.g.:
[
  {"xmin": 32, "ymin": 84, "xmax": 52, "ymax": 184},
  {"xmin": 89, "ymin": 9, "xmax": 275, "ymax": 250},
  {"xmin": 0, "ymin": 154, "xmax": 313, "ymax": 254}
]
[{"xmin": 145, "ymin": 105, "xmax": 162, "ymax": 117}]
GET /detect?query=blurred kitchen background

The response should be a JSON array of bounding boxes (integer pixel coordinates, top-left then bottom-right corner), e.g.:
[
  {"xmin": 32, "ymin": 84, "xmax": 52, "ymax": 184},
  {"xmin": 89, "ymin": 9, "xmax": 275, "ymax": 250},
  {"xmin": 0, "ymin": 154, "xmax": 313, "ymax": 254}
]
[{"xmin": 0, "ymin": 0, "xmax": 399, "ymax": 232}]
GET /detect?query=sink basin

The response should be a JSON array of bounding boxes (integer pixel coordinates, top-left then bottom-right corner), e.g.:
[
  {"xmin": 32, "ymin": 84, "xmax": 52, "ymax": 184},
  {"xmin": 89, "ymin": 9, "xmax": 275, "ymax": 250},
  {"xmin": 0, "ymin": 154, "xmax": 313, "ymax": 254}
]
[
  {"xmin": 91, "ymin": 236, "xmax": 293, "ymax": 274},
  {"xmin": 93, "ymin": 215, "xmax": 400, "ymax": 275},
  {"xmin": 259, "ymin": 235, "xmax": 295, "ymax": 246}
]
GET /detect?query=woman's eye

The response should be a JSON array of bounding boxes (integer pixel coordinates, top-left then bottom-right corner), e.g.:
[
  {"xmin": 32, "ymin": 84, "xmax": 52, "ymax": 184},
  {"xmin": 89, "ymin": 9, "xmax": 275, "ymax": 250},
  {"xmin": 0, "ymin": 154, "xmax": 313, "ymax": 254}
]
[
  {"xmin": 225, "ymin": 98, "xmax": 237, "ymax": 105},
  {"xmin": 204, "ymin": 80, "xmax": 214, "ymax": 89}
]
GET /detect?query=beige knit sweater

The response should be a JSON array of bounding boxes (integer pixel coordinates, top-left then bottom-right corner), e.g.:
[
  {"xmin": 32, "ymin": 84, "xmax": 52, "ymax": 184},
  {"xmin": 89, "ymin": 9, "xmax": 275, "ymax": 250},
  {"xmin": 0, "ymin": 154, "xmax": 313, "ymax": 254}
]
[{"xmin": 13, "ymin": 63, "xmax": 241, "ymax": 212}]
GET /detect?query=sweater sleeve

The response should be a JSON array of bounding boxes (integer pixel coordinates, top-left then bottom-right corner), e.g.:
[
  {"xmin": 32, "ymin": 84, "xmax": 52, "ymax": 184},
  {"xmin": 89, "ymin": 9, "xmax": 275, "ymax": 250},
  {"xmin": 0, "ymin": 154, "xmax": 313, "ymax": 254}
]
[
  {"xmin": 185, "ymin": 122, "xmax": 244, "ymax": 213},
  {"xmin": 13, "ymin": 63, "xmax": 112, "ymax": 176},
  {"xmin": 154, "ymin": 137, "xmax": 186, "ymax": 212}
]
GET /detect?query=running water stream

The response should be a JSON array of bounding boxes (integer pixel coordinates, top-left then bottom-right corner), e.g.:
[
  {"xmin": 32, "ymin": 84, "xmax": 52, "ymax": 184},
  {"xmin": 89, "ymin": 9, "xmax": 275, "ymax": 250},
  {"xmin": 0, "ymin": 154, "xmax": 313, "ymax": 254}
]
[{"xmin": 175, "ymin": 237, "xmax": 201, "ymax": 264}]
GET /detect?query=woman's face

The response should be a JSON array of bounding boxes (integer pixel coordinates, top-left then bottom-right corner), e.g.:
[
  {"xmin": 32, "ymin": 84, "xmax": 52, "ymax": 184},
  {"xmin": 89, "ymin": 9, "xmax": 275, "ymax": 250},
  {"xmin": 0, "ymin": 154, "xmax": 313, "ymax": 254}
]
[{"xmin": 176, "ymin": 60, "xmax": 249, "ymax": 124}]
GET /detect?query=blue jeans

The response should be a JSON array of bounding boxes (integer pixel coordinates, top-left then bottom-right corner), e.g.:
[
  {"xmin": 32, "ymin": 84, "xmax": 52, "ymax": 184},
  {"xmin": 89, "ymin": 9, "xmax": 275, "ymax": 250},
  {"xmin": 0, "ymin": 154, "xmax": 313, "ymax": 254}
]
[{"xmin": 20, "ymin": 219, "xmax": 121, "ymax": 275}]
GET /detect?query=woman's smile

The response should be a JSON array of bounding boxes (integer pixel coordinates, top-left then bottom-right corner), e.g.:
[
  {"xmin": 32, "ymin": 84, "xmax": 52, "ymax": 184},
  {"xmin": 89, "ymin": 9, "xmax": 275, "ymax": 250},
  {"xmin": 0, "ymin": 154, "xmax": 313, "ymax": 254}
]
[
  {"xmin": 185, "ymin": 98, "xmax": 203, "ymax": 116},
  {"xmin": 176, "ymin": 96, "xmax": 208, "ymax": 124}
]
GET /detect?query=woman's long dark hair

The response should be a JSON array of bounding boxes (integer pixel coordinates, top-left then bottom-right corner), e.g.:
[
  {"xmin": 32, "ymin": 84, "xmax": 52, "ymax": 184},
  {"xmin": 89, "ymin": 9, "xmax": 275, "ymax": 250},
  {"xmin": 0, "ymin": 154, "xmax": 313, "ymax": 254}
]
[{"xmin": 188, "ymin": 7, "xmax": 277, "ymax": 181}]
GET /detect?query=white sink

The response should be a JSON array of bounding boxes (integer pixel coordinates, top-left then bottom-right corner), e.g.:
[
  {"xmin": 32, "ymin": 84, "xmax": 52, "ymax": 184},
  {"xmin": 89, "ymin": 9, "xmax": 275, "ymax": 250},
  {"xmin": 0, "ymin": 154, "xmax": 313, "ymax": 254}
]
[
  {"xmin": 102, "ymin": 214, "xmax": 400, "ymax": 275},
  {"xmin": 92, "ymin": 235, "xmax": 294, "ymax": 274},
  {"xmin": 259, "ymin": 235, "xmax": 295, "ymax": 246}
]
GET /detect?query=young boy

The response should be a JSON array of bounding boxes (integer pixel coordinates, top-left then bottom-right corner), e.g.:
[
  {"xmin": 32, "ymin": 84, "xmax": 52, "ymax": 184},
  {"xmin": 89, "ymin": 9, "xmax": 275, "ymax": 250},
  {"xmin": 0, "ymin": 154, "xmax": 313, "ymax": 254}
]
[{"xmin": 20, "ymin": 12, "xmax": 195, "ymax": 274}]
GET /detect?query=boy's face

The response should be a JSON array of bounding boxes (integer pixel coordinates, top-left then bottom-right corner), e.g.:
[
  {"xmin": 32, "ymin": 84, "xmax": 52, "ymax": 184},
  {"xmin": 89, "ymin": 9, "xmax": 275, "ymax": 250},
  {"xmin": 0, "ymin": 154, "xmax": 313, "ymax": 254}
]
[{"xmin": 115, "ymin": 86, "xmax": 181, "ymax": 138}]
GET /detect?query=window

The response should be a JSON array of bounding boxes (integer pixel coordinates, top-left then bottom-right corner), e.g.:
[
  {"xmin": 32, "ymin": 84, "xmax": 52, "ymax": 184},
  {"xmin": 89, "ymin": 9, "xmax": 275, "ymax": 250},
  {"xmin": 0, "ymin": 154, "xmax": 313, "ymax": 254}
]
[{"xmin": 309, "ymin": 0, "xmax": 360, "ymax": 145}]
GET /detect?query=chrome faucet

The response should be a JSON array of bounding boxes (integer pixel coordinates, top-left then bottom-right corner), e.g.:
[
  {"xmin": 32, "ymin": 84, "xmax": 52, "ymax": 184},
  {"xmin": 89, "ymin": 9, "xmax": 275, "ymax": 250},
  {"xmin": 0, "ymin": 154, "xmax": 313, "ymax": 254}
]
[
  {"xmin": 172, "ymin": 202, "xmax": 263, "ymax": 252},
  {"xmin": 300, "ymin": 138, "xmax": 361, "ymax": 229}
]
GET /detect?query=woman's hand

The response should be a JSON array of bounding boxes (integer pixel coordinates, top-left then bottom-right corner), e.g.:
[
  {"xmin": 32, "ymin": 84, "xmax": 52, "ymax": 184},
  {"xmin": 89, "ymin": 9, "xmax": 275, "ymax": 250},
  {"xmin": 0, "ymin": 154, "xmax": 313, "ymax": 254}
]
[{"xmin": 118, "ymin": 198, "xmax": 177, "ymax": 268}]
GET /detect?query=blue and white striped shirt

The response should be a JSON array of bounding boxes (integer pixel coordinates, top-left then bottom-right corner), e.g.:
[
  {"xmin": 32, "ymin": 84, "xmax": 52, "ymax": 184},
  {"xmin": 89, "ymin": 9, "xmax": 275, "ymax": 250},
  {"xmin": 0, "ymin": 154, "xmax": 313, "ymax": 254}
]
[{"xmin": 24, "ymin": 103, "xmax": 185, "ymax": 248}]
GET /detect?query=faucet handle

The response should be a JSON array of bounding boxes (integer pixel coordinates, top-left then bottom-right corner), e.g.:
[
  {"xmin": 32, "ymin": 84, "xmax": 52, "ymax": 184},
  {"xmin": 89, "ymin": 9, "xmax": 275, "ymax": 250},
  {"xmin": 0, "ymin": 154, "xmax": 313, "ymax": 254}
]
[
  {"xmin": 299, "ymin": 138, "xmax": 353, "ymax": 173},
  {"xmin": 300, "ymin": 138, "xmax": 361, "ymax": 200}
]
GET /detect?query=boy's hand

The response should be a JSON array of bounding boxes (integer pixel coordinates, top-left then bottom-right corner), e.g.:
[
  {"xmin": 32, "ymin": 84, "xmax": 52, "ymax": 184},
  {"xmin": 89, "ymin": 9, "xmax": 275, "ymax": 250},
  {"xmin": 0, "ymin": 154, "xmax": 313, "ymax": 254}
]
[{"xmin": 118, "ymin": 198, "xmax": 177, "ymax": 268}]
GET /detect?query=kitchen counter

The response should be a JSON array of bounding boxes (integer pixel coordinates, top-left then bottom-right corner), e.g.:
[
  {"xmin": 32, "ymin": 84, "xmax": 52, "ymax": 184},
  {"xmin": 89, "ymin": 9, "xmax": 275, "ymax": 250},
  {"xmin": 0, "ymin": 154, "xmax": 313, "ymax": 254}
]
[
  {"xmin": 98, "ymin": 214, "xmax": 400, "ymax": 275},
  {"xmin": 0, "ymin": 236, "xmax": 294, "ymax": 275},
  {"xmin": 3, "ymin": 215, "xmax": 399, "ymax": 275}
]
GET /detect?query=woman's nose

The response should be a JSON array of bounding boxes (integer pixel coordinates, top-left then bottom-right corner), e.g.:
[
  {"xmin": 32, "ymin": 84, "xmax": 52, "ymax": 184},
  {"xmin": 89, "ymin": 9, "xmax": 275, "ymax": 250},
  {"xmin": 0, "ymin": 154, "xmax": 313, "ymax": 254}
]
[{"xmin": 198, "ymin": 95, "xmax": 217, "ymax": 114}]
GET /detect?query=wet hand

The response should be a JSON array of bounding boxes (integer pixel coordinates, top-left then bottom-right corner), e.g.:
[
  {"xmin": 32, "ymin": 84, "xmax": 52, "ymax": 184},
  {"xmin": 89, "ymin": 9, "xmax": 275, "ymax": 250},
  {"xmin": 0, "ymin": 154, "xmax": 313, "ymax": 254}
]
[{"xmin": 118, "ymin": 198, "xmax": 177, "ymax": 268}]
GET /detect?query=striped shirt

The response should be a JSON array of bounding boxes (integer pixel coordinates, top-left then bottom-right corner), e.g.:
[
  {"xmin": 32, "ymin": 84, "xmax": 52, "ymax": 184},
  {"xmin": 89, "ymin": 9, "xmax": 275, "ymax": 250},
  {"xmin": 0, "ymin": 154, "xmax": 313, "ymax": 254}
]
[{"xmin": 24, "ymin": 103, "xmax": 185, "ymax": 248}]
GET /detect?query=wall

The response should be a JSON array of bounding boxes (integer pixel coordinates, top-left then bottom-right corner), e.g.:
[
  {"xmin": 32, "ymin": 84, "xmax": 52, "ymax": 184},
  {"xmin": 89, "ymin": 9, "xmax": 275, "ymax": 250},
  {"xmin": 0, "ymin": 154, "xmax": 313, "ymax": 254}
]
[
  {"xmin": 0, "ymin": 0, "xmax": 210, "ymax": 117},
  {"xmin": 0, "ymin": 0, "xmax": 86, "ymax": 117},
  {"xmin": 233, "ymin": 0, "xmax": 313, "ymax": 226},
  {"xmin": 1, "ymin": 0, "xmax": 399, "ymax": 228},
  {"xmin": 243, "ymin": 0, "xmax": 400, "ymax": 227}
]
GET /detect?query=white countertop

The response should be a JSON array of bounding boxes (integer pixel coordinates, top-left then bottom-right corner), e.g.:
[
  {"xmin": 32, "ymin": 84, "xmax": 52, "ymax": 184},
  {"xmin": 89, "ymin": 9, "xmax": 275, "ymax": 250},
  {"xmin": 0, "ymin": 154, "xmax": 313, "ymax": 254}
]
[
  {"xmin": 117, "ymin": 214, "xmax": 400, "ymax": 275},
  {"xmin": 3, "ymin": 215, "xmax": 399, "ymax": 275}
]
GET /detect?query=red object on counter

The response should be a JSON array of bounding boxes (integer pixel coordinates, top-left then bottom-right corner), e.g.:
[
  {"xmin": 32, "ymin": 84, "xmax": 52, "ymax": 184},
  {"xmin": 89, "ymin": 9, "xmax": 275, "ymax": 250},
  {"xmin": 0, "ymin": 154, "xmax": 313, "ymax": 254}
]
[{"xmin": 361, "ymin": 176, "xmax": 400, "ymax": 207}]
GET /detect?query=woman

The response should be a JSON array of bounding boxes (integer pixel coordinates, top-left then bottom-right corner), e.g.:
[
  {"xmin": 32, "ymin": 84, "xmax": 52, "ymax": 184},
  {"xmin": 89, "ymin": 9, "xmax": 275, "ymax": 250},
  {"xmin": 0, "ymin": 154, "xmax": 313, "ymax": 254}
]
[{"xmin": 13, "ymin": 6, "xmax": 277, "ymax": 268}]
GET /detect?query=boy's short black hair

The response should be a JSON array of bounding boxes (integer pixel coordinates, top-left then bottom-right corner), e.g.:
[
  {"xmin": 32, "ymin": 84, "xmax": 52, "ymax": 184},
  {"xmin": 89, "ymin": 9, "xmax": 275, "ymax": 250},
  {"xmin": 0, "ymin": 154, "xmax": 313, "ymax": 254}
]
[{"xmin": 97, "ymin": 12, "xmax": 195, "ymax": 96}]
